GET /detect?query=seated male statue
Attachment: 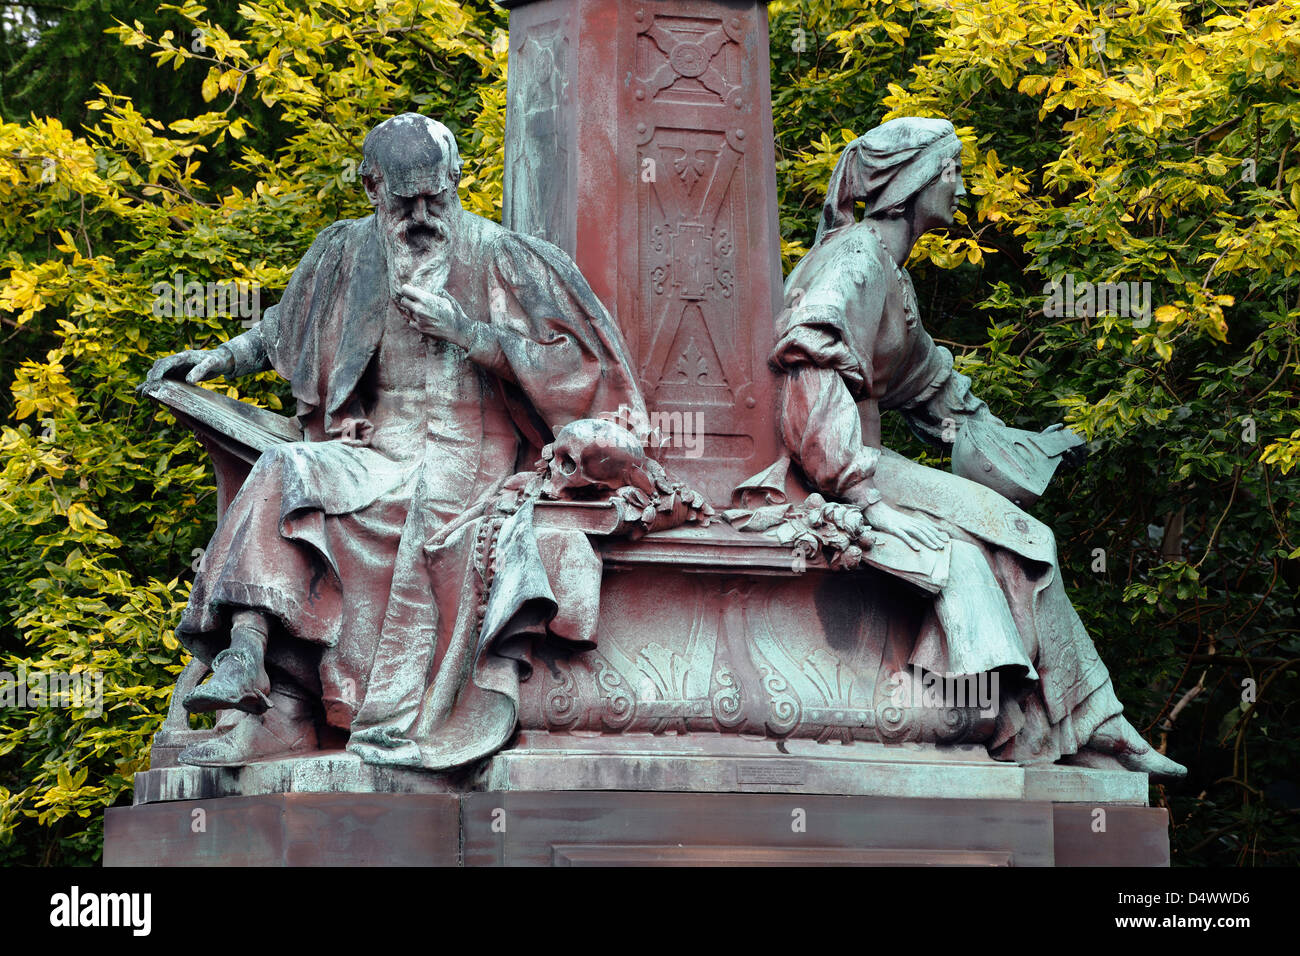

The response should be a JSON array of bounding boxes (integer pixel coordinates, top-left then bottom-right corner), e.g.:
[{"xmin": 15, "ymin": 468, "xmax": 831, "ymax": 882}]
[{"xmin": 145, "ymin": 113, "xmax": 646, "ymax": 767}]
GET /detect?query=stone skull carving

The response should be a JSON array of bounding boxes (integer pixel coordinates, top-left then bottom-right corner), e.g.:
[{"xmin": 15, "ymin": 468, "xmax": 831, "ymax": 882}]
[{"xmin": 541, "ymin": 418, "xmax": 654, "ymax": 500}]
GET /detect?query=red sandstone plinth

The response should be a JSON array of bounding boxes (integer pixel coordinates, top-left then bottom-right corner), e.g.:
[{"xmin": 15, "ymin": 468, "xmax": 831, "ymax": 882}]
[{"xmin": 502, "ymin": 0, "xmax": 784, "ymax": 504}]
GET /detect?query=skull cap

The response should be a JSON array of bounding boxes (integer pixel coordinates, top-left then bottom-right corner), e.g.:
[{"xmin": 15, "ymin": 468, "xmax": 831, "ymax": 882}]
[{"xmin": 360, "ymin": 113, "xmax": 462, "ymax": 198}]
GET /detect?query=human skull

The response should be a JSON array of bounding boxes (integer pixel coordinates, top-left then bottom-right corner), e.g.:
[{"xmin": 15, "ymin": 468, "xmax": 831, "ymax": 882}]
[{"xmin": 541, "ymin": 419, "xmax": 652, "ymax": 500}]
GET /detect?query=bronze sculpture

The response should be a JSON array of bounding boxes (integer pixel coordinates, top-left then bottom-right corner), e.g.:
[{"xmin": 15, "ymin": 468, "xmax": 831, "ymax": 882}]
[
  {"xmin": 765, "ymin": 117, "xmax": 1184, "ymax": 778},
  {"xmin": 144, "ymin": 113, "xmax": 648, "ymax": 767},
  {"xmin": 139, "ymin": 113, "xmax": 1182, "ymax": 780},
  {"xmin": 109, "ymin": 0, "xmax": 1181, "ymax": 865}
]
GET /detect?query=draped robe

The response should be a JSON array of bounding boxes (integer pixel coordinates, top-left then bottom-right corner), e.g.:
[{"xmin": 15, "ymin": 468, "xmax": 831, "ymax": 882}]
[
  {"xmin": 178, "ymin": 210, "xmax": 645, "ymax": 765},
  {"xmin": 773, "ymin": 221, "xmax": 1122, "ymax": 763}
]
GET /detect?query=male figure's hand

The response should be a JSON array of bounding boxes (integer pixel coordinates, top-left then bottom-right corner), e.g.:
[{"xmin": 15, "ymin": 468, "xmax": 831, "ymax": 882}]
[
  {"xmin": 397, "ymin": 285, "xmax": 468, "ymax": 347},
  {"xmin": 145, "ymin": 348, "xmax": 235, "ymax": 386}
]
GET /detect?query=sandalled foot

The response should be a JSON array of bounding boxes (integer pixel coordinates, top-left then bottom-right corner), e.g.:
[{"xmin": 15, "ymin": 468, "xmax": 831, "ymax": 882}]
[
  {"xmin": 1083, "ymin": 715, "xmax": 1186, "ymax": 780},
  {"xmin": 178, "ymin": 699, "xmax": 316, "ymax": 767},
  {"xmin": 183, "ymin": 646, "xmax": 272, "ymax": 714}
]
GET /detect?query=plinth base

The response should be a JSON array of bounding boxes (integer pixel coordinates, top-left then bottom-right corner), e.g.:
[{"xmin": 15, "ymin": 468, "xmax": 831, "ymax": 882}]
[
  {"xmin": 105, "ymin": 790, "xmax": 1167, "ymax": 867},
  {"xmin": 105, "ymin": 741, "xmax": 1169, "ymax": 866}
]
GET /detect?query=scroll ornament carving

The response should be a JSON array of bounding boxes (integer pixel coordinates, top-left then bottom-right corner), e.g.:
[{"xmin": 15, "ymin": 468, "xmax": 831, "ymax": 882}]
[
  {"xmin": 542, "ymin": 659, "xmax": 582, "ymax": 730},
  {"xmin": 755, "ymin": 656, "xmax": 800, "ymax": 735},
  {"xmin": 594, "ymin": 655, "xmax": 636, "ymax": 731},
  {"xmin": 711, "ymin": 665, "xmax": 743, "ymax": 728}
]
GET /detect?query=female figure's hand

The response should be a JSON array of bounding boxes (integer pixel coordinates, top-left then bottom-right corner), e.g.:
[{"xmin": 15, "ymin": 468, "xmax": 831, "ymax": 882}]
[{"xmin": 864, "ymin": 500, "xmax": 949, "ymax": 552}]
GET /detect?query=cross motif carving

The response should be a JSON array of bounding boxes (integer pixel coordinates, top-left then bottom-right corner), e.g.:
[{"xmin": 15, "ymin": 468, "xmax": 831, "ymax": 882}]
[{"xmin": 639, "ymin": 19, "xmax": 737, "ymax": 101}]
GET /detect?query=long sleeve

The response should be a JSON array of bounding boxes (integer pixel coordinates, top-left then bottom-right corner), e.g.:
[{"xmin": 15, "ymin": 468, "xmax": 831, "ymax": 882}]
[
  {"xmin": 431, "ymin": 293, "xmax": 517, "ymax": 384},
  {"xmin": 457, "ymin": 229, "xmax": 647, "ymax": 432},
  {"xmin": 461, "ymin": 317, "xmax": 515, "ymax": 383},
  {"xmin": 892, "ymin": 343, "xmax": 1002, "ymax": 447},
  {"xmin": 771, "ymin": 246, "xmax": 885, "ymax": 507},
  {"xmin": 217, "ymin": 321, "xmax": 271, "ymax": 377},
  {"xmin": 779, "ymin": 363, "xmax": 881, "ymax": 507}
]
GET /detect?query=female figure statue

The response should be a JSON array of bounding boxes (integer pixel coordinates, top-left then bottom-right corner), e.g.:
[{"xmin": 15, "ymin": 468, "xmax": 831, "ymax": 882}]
[{"xmin": 773, "ymin": 117, "xmax": 1184, "ymax": 777}]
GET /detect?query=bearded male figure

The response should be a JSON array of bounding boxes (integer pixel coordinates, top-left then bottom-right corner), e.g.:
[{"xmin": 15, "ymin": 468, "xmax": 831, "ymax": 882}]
[{"xmin": 145, "ymin": 114, "xmax": 645, "ymax": 767}]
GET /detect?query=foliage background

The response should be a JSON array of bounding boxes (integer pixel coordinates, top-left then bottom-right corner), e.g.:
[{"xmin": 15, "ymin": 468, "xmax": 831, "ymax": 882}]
[{"xmin": 1, "ymin": 0, "xmax": 1296, "ymax": 865}]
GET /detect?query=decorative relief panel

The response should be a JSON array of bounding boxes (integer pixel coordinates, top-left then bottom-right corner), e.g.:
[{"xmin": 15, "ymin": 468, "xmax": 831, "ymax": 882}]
[
  {"xmin": 522, "ymin": 571, "xmax": 994, "ymax": 745},
  {"xmin": 503, "ymin": 19, "xmax": 573, "ymax": 251},
  {"xmin": 504, "ymin": 2, "xmax": 785, "ymax": 501},
  {"xmin": 634, "ymin": 14, "xmax": 742, "ymax": 107},
  {"xmin": 637, "ymin": 125, "xmax": 744, "ymax": 407},
  {"xmin": 630, "ymin": 9, "xmax": 759, "ymax": 456}
]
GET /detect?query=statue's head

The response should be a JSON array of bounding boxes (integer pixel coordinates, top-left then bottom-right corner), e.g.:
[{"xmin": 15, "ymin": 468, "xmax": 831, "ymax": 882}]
[
  {"xmin": 361, "ymin": 113, "xmax": 464, "ymax": 243},
  {"xmin": 362, "ymin": 114, "xmax": 464, "ymax": 295},
  {"xmin": 816, "ymin": 117, "xmax": 965, "ymax": 245}
]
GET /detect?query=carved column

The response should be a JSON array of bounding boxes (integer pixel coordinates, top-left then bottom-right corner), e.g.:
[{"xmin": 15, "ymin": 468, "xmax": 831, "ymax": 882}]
[{"xmin": 500, "ymin": 0, "xmax": 784, "ymax": 505}]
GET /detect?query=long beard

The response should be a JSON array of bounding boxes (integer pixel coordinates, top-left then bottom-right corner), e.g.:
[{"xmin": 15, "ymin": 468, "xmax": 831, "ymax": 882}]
[{"xmin": 379, "ymin": 211, "xmax": 451, "ymax": 301}]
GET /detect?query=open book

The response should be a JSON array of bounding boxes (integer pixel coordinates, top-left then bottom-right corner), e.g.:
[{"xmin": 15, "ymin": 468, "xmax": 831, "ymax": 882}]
[
  {"xmin": 139, "ymin": 378, "xmax": 302, "ymax": 461},
  {"xmin": 140, "ymin": 376, "xmax": 633, "ymax": 535}
]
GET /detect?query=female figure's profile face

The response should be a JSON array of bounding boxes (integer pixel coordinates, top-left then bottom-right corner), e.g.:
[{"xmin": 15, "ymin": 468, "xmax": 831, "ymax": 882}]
[{"xmin": 909, "ymin": 153, "xmax": 966, "ymax": 233}]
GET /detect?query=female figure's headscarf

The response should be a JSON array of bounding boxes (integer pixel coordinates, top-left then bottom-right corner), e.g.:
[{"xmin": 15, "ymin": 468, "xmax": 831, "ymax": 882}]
[{"xmin": 815, "ymin": 117, "xmax": 962, "ymax": 245}]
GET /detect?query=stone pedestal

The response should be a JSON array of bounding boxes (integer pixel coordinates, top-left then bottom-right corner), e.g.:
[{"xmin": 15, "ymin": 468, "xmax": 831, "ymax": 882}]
[
  {"xmin": 106, "ymin": 743, "xmax": 1168, "ymax": 866},
  {"xmin": 502, "ymin": 0, "xmax": 785, "ymax": 504},
  {"xmin": 105, "ymin": 792, "xmax": 462, "ymax": 867}
]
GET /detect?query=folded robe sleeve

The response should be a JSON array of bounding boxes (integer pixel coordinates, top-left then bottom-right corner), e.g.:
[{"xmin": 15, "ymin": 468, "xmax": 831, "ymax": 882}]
[
  {"xmin": 458, "ymin": 232, "xmax": 648, "ymax": 432},
  {"xmin": 771, "ymin": 279, "xmax": 883, "ymax": 507},
  {"xmin": 891, "ymin": 343, "xmax": 1003, "ymax": 446},
  {"xmin": 217, "ymin": 322, "xmax": 271, "ymax": 377},
  {"xmin": 779, "ymin": 364, "xmax": 882, "ymax": 507}
]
